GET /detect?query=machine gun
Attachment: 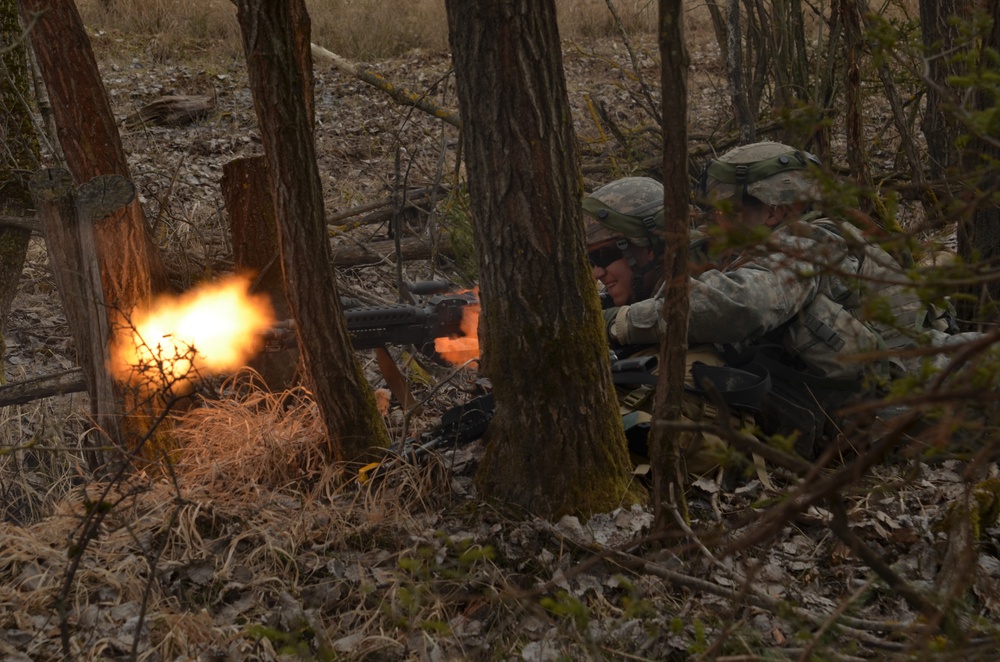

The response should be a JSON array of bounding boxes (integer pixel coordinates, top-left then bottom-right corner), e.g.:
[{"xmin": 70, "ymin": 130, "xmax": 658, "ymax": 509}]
[
  {"xmin": 261, "ymin": 289, "xmax": 478, "ymax": 354},
  {"xmin": 260, "ymin": 285, "xmax": 478, "ymax": 412}
]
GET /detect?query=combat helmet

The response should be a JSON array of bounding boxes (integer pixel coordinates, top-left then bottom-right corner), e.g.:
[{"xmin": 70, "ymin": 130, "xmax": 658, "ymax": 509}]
[
  {"xmin": 582, "ymin": 177, "xmax": 665, "ymax": 251},
  {"xmin": 698, "ymin": 141, "xmax": 821, "ymax": 207},
  {"xmin": 582, "ymin": 176, "xmax": 665, "ymax": 302}
]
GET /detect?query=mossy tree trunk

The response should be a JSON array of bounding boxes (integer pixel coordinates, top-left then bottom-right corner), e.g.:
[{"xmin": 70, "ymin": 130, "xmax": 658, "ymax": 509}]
[
  {"xmin": 0, "ymin": 0, "xmax": 37, "ymax": 384},
  {"xmin": 443, "ymin": 0, "xmax": 637, "ymax": 518},
  {"xmin": 235, "ymin": 0, "xmax": 390, "ymax": 463}
]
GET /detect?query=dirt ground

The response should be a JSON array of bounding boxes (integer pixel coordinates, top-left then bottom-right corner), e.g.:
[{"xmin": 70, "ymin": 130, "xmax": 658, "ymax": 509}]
[{"xmin": 2, "ymin": 18, "xmax": 1000, "ymax": 662}]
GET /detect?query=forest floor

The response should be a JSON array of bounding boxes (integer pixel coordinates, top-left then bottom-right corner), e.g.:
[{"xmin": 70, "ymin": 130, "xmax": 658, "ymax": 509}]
[{"xmin": 2, "ymin": 21, "xmax": 1000, "ymax": 662}]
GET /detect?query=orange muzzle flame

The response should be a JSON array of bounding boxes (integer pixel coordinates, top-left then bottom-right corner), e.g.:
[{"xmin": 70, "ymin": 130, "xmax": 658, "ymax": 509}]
[
  {"xmin": 434, "ymin": 290, "xmax": 480, "ymax": 366},
  {"xmin": 112, "ymin": 275, "xmax": 275, "ymax": 390}
]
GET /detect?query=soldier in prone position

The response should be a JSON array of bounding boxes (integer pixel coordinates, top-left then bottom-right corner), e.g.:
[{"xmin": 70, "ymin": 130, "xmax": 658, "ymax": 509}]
[{"xmin": 583, "ymin": 141, "xmax": 975, "ymax": 467}]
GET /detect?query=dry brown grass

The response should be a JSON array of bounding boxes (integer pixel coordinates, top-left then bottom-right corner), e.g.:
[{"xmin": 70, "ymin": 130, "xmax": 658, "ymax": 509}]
[
  {"xmin": 171, "ymin": 370, "xmax": 331, "ymax": 490},
  {"xmin": 76, "ymin": 0, "xmax": 658, "ymax": 62},
  {"xmin": 0, "ymin": 390, "xmax": 506, "ymax": 660},
  {"xmin": 0, "ymin": 399, "xmax": 92, "ymax": 525}
]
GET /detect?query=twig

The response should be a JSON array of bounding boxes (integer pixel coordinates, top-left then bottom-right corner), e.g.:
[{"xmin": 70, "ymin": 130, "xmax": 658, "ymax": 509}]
[
  {"xmin": 612, "ymin": 549, "xmax": 908, "ymax": 650},
  {"xmin": 827, "ymin": 495, "xmax": 942, "ymax": 621}
]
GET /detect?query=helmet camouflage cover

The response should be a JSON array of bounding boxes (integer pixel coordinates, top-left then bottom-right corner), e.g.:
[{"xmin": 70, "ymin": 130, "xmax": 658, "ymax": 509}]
[
  {"xmin": 582, "ymin": 176, "xmax": 665, "ymax": 250},
  {"xmin": 698, "ymin": 141, "xmax": 822, "ymax": 206}
]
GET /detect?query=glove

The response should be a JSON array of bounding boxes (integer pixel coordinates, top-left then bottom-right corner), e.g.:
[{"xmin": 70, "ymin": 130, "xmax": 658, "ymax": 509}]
[{"xmin": 603, "ymin": 306, "xmax": 622, "ymax": 345}]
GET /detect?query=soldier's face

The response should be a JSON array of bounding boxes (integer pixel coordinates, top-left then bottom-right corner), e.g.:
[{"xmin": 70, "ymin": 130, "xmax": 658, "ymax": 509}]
[{"xmin": 589, "ymin": 242, "xmax": 654, "ymax": 305}]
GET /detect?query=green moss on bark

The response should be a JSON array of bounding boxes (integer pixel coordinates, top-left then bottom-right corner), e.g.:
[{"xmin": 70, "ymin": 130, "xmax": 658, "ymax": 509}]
[
  {"xmin": 0, "ymin": 0, "xmax": 41, "ymax": 383},
  {"xmin": 475, "ymin": 264, "xmax": 643, "ymax": 519}
]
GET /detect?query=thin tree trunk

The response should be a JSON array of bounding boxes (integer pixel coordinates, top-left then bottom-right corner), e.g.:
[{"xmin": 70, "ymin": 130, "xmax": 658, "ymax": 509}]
[
  {"xmin": 652, "ymin": 0, "xmax": 691, "ymax": 529},
  {"xmin": 444, "ymin": 0, "xmax": 637, "ymax": 517},
  {"xmin": 963, "ymin": 0, "xmax": 1000, "ymax": 309},
  {"xmin": 919, "ymin": 0, "xmax": 972, "ymax": 181},
  {"xmin": 704, "ymin": 0, "xmax": 729, "ymax": 66},
  {"xmin": 726, "ymin": 0, "xmax": 754, "ymax": 142},
  {"xmin": 840, "ymin": 1, "xmax": 875, "ymax": 210},
  {"xmin": 236, "ymin": 0, "xmax": 390, "ymax": 462}
]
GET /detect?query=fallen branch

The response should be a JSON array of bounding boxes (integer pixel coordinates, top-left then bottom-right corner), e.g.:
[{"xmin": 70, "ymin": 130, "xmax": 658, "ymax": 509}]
[
  {"xmin": 0, "ymin": 213, "xmax": 40, "ymax": 233},
  {"xmin": 122, "ymin": 94, "xmax": 215, "ymax": 129},
  {"xmin": 612, "ymin": 550, "xmax": 908, "ymax": 651},
  {"xmin": 828, "ymin": 496, "xmax": 943, "ymax": 621},
  {"xmin": 330, "ymin": 234, "xmax": 453, "ymax": 267},
  {"xmin": 0, "ymin": 368, "xmax": 87, "ymax": 407},
  {"xmin": 329, "ymin": 187, "xmax": 442, "ymax": 227},
  {"xmin": 311, "ymin": 43, "xmax": 460, "ymax": 128}
]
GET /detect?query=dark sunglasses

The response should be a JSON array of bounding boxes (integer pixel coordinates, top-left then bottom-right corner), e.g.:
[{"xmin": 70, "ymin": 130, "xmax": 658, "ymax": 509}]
[{"xmin": 588, "ymin": 245, "xmax": 624, "ymax": 269}]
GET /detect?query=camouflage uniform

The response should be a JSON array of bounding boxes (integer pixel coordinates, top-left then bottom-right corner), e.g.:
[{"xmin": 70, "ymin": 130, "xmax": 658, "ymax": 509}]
[
  {"xmin": 605, "ymin": 143, "xmax": 933, "ymax": 382},
  {"xmin": 585, "ymin": 176, "xmax": 763, "ymax": 475},
  {"xmin": 600, "ymin": 142, "xmax": 969, "ymax": 454}
]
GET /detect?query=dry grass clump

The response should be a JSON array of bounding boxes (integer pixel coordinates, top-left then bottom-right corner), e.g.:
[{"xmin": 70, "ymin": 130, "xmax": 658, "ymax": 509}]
[{"xmin": 171, "ymin": 370, "xmax": 331, "ymax": 490}]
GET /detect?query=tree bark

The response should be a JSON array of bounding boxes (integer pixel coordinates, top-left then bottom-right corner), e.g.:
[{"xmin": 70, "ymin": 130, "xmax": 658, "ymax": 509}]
[
  {"xmin": 17, "ymin": 0, "xmax": 168, "ymax": 329},
  {"xmin": 444, "ymin": 0, "xmax": 636, "ymax": 517},
  {"xmin": 919, "ymin": 0, "xmax": 973, "ymax": 182},
  {"xmin": 235, "ymin": 0, "xmax": 389, "ymax": 462},
  {"xmin": 726, "ymin": 0, "xmax": 755, "ymax": 142},
  {"xmin": 921, "ymin": 0, "xmax": 1000, "ymax": 321},
  {"xmin": 962, "ymin": 0, "xmax": 1000, "ymax": 309},
  {"xmin": 0, "ymin": 367, "xmax": 85, "ymax": 406},
  {"xmin": 18, "ymin": 0, "xmax": 176, "ymax": 463},
  {"xmin": 221, "ymin": 156, "xmax": 298, "ymax": 391},
  {"xmin": 651, "ymin": 0, "xmax": 691, "ymax": 529},
  {"xmin": 29, "ymin": 169, "xmax": 133, "ymax": 460},
  {"xmin": 0, "ymin": 0, "xmax": 36, "ymax": 384}
]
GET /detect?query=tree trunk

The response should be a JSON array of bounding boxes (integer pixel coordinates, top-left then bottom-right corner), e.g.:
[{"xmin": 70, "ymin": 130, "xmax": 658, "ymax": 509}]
[
  {"xmin": 726, "ymin": 0, "xmax": 755, "ymax": 142},
  {"xmin": 919, "ymin": 0, "xmax": 973, "ymax": 181},
  {"xmin": 236, "ymin": 0, "xmax": 390, "ymax": 462},
  {"xmin": 921, "ymin": 0, "xmax": 1000, "ymax": 321},
  {"xmin": 221, "ymin": 156, "xmax": 298, "ymax": 391},
  {"xmin": 0, "ymin": 0, "xmax": 37, "ymax": 384},
  {"xmin": 17, "ymin": 0, "xmax": 168, "ymax": 327},
  {"xmin": 651, "ymin": 0, "xmax": 692, "ymax": 529},
  {"xmin": 444, "ymin": 0, "xmax": 637, "ymax": 517},
  {"xmin": 30, "ymin": 170, "xmax": 135, "ymax": 463},
  {"xmin": 17, "ymin": 0, "xmax": 176, "ymax": 463},
  {"xmin": 962, "ymin": 0, "xmax": 1000, "ymax": 310}
]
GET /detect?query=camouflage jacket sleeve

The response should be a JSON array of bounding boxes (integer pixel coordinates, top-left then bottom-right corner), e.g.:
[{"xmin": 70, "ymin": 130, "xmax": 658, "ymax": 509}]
[{"xmin": 608, "ymin": 223, "xmax": 842, "ymax": 346}]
